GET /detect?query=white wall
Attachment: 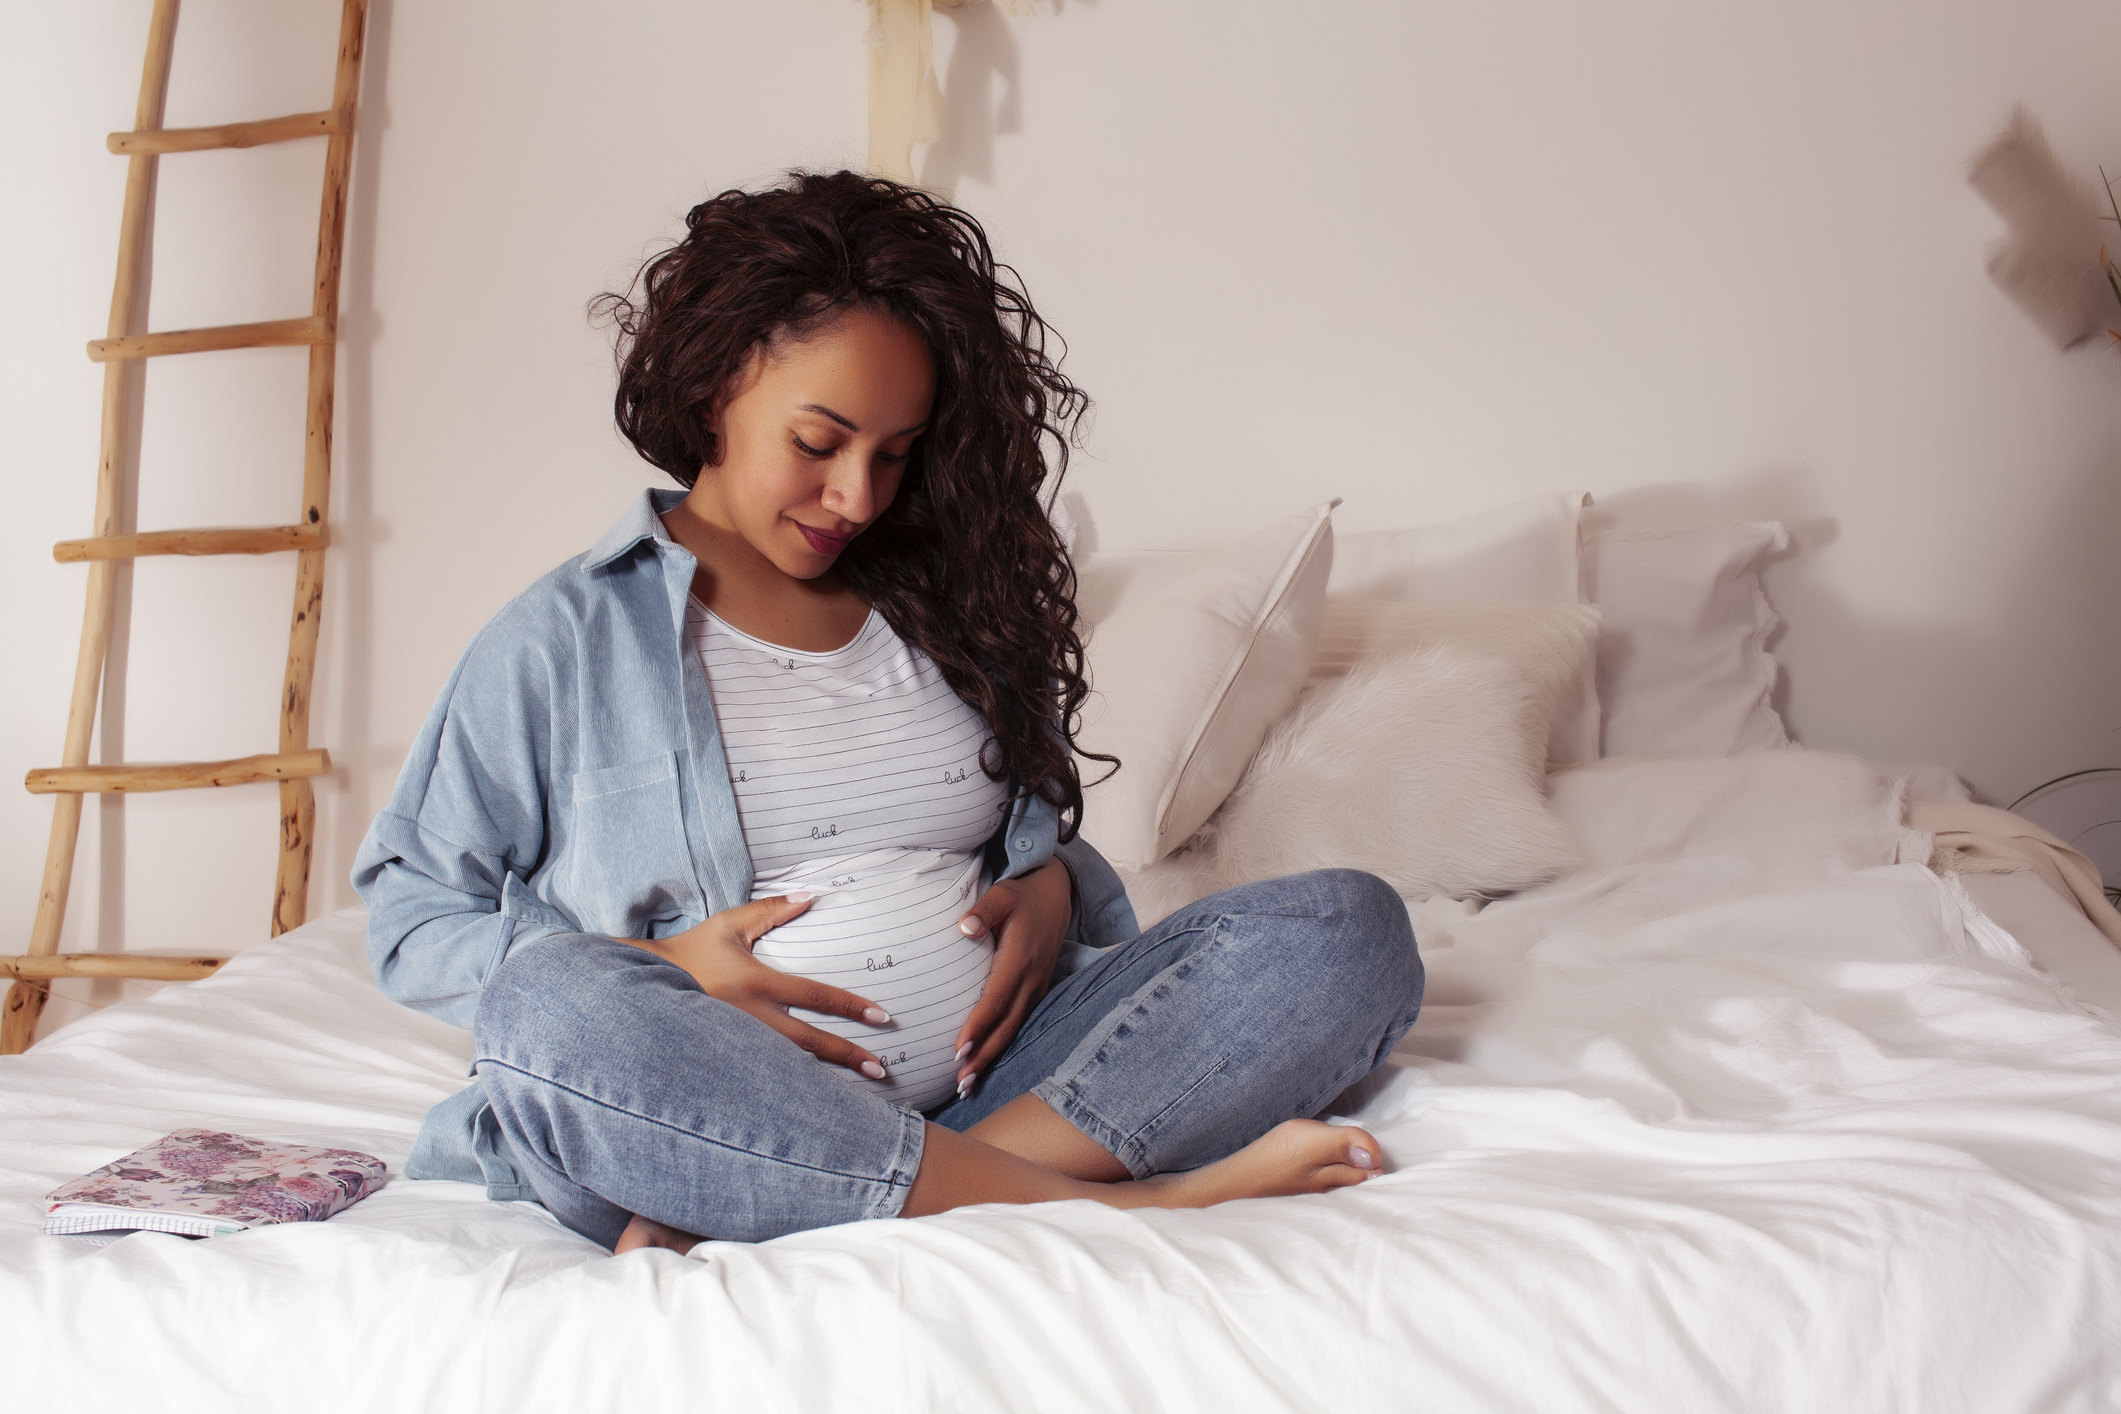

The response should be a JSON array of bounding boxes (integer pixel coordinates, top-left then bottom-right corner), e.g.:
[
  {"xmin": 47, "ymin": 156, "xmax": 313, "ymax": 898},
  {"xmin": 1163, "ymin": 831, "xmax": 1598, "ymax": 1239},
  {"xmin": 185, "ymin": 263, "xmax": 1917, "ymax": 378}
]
[{"xmin": 7, "ymin": 0, "xmax": 2120, "ymax": 1036}]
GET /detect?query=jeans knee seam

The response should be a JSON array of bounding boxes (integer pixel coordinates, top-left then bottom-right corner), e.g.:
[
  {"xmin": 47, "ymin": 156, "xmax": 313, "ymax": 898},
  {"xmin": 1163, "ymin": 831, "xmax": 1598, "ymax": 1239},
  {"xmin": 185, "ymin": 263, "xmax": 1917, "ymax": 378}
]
[
  {"xmin": 1135, "ymin": 1053, "xmax": 1229, "ymax": 1146},
  {"xmin": 1035, "ymin": 918, "xmax": 1241, "ymax": 1178},
  {"xmin": 1009, "ymin": 920, "xmax": 1216, "ymax": 1056}
]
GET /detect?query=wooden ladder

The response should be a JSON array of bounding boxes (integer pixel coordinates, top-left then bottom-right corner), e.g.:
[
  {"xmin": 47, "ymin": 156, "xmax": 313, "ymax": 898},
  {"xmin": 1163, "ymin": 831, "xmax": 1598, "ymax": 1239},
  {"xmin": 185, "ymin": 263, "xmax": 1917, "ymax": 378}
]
[{"xmin": 3, "ymin": 0, "xmax": 370, "ymax": 1055}]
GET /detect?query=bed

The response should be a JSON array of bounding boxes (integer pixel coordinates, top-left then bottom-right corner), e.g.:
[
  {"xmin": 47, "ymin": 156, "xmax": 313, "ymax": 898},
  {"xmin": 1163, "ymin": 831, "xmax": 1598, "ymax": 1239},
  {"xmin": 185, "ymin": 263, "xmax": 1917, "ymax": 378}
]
[{"xmin": 6, "ymin": 493, "xmax": 2120, "ymax": 1412}]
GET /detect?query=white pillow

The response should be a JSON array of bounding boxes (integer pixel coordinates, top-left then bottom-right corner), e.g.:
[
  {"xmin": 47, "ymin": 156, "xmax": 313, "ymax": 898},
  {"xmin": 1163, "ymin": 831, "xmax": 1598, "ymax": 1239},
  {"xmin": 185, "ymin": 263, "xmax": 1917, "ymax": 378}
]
[
  {"xmin": 1075, "ymin": 502, "xmax": 1335, "ymax": 869},
  {"xmin": 1585, "ymin": 521, "xmax": 1793, "ymax": 758},
  {"xmin": 1328, "ymin": 489, "xmax": 1589, "ymax": 604},
  {"xmin": 1193, "ymin": 642, "xmax": 1580, "ymax": 902},
  {"xmin": 1309, "ymin": 598, "xmax": 1603, "ymax": 769},
  {"xmin": 1324, "ymin": 490, "xmax": 1598, "ymax": 765}
]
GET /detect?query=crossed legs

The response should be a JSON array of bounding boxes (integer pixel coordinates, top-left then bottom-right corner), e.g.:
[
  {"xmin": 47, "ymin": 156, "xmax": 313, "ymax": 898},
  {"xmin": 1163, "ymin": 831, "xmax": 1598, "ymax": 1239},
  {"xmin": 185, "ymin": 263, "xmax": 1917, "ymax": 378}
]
[{"xmin": 478, "ymin": 869, "xmax": 1424, "ymax": 1252}]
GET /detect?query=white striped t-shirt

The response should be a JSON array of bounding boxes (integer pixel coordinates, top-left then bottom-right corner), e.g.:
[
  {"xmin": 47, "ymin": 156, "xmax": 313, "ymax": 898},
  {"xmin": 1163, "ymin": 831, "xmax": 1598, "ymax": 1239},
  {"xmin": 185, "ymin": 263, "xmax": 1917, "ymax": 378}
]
[{"xmin": 689, "ymin": 599, "xmax": 1009, "ymax": 1111}]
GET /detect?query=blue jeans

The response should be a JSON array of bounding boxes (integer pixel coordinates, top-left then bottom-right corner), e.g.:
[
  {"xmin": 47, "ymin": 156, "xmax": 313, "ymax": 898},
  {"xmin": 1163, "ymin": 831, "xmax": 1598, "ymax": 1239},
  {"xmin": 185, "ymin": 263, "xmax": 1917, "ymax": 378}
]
[{"xmin": 473, "ymin": 869, "xmax": 1423, "ymax": 1249}]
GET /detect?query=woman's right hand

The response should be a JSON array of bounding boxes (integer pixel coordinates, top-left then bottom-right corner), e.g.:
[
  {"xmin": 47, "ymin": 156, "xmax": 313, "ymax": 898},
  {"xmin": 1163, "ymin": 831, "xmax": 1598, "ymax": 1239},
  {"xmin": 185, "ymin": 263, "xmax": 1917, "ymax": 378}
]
[{"xmin": 627, "ymin": 893, "xmax": 895, "ymax": 1079}]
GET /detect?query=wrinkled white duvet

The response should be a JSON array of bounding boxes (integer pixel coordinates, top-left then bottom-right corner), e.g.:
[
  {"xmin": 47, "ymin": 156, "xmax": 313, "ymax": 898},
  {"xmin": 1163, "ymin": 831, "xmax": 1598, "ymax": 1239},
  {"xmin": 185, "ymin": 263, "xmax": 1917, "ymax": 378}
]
[{"xmin": 4, "ymin": 752, "xmax": 2118, "ymax": 1413}]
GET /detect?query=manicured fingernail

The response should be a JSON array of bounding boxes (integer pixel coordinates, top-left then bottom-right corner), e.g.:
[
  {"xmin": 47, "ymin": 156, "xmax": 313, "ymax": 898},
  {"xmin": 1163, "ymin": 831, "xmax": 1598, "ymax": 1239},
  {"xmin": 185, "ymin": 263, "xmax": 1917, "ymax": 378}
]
[
  {"xmin": 785, "ymin": 892, "xmax": 814, "ymax": 904},
  {"xmin": 860, "ymin": 1060, "xmax": 886, "ymax": 1080},
  {"xmin": 863, "ymin": 1006, "xmax": 892, "ymax": 1025},
  {"xmin": 956, "ymin": 1071, "xmax": 978, "ymax": 1099},
  {"xmin": 1350, "ymin": 1146, "xmax": 1375, "ymax": 1171},
  {"xmin": 958, "ymin": 915, "xmax": 986, "ymax": 937},
  {"xmin": 953, "ymin": 1042, "xmax": 971, "ymax": 1063}
]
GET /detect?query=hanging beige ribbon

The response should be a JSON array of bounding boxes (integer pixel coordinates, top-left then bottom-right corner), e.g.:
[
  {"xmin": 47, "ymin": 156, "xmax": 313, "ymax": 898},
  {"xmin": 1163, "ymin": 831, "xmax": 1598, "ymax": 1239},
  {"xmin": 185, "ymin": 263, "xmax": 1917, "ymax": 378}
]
[
  {"xmin": 867, "ymin": 0, "xmax": 944, "ymax": 184},
  {"xmin": 866, "ymin": 0, "xmax": 1032, "ymax": 185}
]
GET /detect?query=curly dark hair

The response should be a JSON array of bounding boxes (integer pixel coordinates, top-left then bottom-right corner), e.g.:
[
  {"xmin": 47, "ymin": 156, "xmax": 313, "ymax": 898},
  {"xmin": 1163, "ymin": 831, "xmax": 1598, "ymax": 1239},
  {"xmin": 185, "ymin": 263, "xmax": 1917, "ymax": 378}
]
[{"xmin": 592, "ymin": 170, "xmax": 1108, "ymax": 838}]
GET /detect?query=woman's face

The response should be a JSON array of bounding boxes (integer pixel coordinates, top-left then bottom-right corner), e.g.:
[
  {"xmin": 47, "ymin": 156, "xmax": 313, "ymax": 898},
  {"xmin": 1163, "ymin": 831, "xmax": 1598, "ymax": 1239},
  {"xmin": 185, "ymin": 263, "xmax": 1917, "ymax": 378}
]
[{"xmin": 693, "ymin": 306, "xmax": 936, "ymax": 582}]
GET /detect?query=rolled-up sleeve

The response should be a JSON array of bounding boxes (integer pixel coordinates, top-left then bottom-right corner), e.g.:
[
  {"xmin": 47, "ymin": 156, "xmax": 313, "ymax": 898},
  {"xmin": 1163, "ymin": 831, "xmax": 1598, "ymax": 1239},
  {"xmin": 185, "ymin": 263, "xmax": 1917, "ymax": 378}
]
[
  {"xmin": 352, "ymin": 616, "xmax": 570, "ymax": 1028},
  {"xmin": 1056, "ymin": 832, "xmax": 1138, "ymax": 948}
]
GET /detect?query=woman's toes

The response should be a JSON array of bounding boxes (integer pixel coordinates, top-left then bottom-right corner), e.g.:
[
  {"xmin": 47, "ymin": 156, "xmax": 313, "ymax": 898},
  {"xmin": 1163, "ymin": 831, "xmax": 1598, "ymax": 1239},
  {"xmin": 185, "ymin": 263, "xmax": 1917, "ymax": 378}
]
[
  {"xmin": 614, "ymin": 1214, "xmax": 657, "ymax": 1254},
  {"xmin": 1292, "ymin": 1119, "xmax": 1385, "ymax": 1183},
  {"xmin": 1243, "ymin": 1119, "xmax": 1386, "ymax": 1193},
  {"xmin": 615, "ymin": 1213, "xmax": 707, "ymax": 1255},
  {"xmin": 1337, "ymin": 1129, "xmax": 1385, "ymax": 1177}
]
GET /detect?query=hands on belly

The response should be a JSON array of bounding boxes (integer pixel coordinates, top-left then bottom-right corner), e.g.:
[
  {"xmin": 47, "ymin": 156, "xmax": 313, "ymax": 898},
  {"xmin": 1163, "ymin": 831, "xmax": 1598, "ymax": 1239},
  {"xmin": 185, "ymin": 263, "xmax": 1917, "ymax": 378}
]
[
  {"xmin": 626, "ymin": 854, "xmax": 1074, "ymax": 1104},
  {"xmin": 627, "ymin": 894, "xmax": 897, "ymax": 1079},
  {"xmin": 948, "ymin": 856, "xmax": 1073, "ymax": 1101}
]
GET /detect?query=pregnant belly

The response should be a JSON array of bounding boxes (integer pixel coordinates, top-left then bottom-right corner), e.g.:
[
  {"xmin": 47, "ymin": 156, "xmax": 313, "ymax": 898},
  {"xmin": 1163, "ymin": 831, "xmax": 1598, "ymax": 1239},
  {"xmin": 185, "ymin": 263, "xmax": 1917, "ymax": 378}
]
[{"xmin": 749, "ymin": 848, "xmax": 992, "ymax": 1112}]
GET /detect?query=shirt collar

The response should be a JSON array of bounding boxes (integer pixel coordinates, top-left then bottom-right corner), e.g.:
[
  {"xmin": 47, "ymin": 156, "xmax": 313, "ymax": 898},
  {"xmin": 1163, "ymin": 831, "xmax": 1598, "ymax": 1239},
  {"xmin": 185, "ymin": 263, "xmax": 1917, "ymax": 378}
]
[{"xmin": 583, "ymin": 487, "xmax": 692, "ymax": 571}]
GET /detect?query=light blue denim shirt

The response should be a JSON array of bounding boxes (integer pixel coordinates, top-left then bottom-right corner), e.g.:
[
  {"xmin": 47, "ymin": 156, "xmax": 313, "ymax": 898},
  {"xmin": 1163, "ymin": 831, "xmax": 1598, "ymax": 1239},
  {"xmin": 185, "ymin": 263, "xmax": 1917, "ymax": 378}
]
[{"xmin": 353, "ymin": 488, "xmax": 1137, "ymax": 1198}]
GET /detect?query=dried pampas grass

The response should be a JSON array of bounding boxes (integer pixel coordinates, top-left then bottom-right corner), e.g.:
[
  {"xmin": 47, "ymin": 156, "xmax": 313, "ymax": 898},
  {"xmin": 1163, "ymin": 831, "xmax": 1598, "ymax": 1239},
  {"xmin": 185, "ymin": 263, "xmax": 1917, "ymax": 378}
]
[{"xmin": 1968, "ymin": 107, "xmax": 2117, "ymax": 350}]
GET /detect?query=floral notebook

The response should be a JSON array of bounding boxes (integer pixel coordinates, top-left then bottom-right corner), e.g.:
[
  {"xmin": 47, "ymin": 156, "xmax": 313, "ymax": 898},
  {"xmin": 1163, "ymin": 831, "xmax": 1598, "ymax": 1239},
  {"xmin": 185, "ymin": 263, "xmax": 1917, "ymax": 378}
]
[{"xmin": 43, "ymin": 1129, "xmax": 387, "ymax": 1241}]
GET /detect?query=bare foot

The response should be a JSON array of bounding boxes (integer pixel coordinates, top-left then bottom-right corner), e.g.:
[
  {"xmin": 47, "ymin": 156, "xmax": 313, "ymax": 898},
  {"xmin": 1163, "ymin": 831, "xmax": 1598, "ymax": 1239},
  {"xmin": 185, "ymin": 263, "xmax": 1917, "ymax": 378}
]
[
  {"xmin": 614, "ymin": 1212, "xmax": 708, "ymax": 1255},
  {"xmin": 902, "ymin": 1117, "xmax": 1383, "ymax": 1221},
  {"xmin": 1137, "ymin": 1120, "xmax": 1382, "ymax": 1209}
]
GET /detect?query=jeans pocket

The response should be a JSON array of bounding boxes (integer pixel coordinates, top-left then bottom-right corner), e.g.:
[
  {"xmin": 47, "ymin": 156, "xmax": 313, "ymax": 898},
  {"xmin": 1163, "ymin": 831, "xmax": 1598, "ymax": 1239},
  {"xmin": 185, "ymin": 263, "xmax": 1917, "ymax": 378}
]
[{"xmin": 568, "ymin": 752, "xmax": 706, "ymax": 937}]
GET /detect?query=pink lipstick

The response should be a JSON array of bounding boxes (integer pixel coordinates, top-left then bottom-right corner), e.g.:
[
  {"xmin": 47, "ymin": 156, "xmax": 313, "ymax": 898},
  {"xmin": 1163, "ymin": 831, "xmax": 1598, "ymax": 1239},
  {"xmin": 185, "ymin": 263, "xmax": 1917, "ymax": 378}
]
[{"xmin": 796, "ymin": 523, "xmax": 852, "ymax": 557}]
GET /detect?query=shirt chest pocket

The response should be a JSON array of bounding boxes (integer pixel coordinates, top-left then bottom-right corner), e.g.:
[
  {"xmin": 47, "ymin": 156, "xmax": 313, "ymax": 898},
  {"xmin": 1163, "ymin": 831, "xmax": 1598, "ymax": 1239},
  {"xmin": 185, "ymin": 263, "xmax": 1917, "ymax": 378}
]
[{"xmin": 566, "ymin": 752, "xmax": 708, "ymax": 939}]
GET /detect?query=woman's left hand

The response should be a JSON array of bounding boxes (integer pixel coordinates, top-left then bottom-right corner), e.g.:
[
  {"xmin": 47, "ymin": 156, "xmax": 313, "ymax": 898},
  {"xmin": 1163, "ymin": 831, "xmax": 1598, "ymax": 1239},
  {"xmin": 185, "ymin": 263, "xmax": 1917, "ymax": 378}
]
[{"xmin": 952, "ymin": 856, "xmax": 1072, "ymax": 1099}]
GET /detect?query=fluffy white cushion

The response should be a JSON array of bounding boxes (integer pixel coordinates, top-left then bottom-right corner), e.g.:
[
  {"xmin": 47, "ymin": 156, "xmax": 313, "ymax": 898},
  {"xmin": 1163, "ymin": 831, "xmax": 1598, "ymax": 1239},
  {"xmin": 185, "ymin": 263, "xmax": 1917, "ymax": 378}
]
[
  {"xmin": 1196, "ymin": 643, "xmax": 1579, "ymax": 900},
  {"xmin": 1310, "ymin": 599, "xmax": 1603, "ymax": 768},
  {"xmin": 1075, "ymin": 503, "xmax": 1335, "ymax": 870},
  {"xmin": 1585, "ymin": 521, "xmax": 1793, "ymax": 758}
]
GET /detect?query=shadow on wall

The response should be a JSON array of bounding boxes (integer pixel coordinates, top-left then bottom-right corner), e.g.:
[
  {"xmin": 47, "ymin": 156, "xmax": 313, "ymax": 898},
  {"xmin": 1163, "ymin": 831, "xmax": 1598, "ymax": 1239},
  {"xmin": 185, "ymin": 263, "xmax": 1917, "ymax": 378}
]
[{"xmin": 917, "ymin": 1, "xmax": 1023, "ymax": 202}]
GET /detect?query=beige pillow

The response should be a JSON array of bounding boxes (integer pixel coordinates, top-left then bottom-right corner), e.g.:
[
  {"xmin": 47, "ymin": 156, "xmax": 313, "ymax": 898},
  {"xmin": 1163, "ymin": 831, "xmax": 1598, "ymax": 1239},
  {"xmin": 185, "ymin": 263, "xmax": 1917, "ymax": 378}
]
[
  {"xmin": 1310, "ymin": 599, "xmax": 1603, "ymax": 769},
  {"xmin": 1117, "ymin": 601, "xmax": 1597, "ymax": 923},
  {"xmin": 1195, "ymin": 638, "xmax": 1581, "ymax": 902},
  {"xmin": 1075, "ymin": 503, "xmax": 1335, "ymax": 869}
]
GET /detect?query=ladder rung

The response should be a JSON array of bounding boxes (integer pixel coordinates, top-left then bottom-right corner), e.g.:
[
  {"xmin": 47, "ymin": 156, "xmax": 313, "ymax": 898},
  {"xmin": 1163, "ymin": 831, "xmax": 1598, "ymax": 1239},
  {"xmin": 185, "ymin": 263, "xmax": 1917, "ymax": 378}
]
[
  {"xmin": 54, "ymin": 524, "xmax": 324, "ymax": 563},
  {"xmin": 88, "ymin": 315, "xmax": 328, "ymax": 363},
  {"xmin": 1, "ymin": 954, "xmax": 224, "ymax": 983},
  {"xmin": 26, "ymin": 750, "xmax": 331, "ymax": 796},
  {"xmin": 108, "ymin": 109, "xmax": 341, "ymax": 155}
]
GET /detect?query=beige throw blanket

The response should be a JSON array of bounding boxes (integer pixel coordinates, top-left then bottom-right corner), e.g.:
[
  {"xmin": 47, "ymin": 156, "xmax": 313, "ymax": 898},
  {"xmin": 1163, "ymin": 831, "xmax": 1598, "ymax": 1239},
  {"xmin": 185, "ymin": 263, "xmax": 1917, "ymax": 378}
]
[{"xmin": 1910, "ymin": 800, "xmax": 2121, "ymax": 951}]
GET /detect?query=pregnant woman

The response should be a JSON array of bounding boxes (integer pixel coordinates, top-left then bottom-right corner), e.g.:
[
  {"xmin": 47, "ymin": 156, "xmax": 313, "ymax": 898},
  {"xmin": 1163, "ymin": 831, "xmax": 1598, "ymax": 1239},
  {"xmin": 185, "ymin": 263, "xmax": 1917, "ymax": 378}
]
[{"xmin": 354, "ymin": 172, "xmax": 1424, "ymax": 1253}]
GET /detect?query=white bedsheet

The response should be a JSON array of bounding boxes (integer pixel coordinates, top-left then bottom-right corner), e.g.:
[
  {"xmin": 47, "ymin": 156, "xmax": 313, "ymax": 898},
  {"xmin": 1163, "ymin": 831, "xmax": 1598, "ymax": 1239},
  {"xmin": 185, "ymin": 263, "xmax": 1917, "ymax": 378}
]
[{"xmin": 4, "ymin": 751, "xmax": 2119, "ymax": 1412}]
